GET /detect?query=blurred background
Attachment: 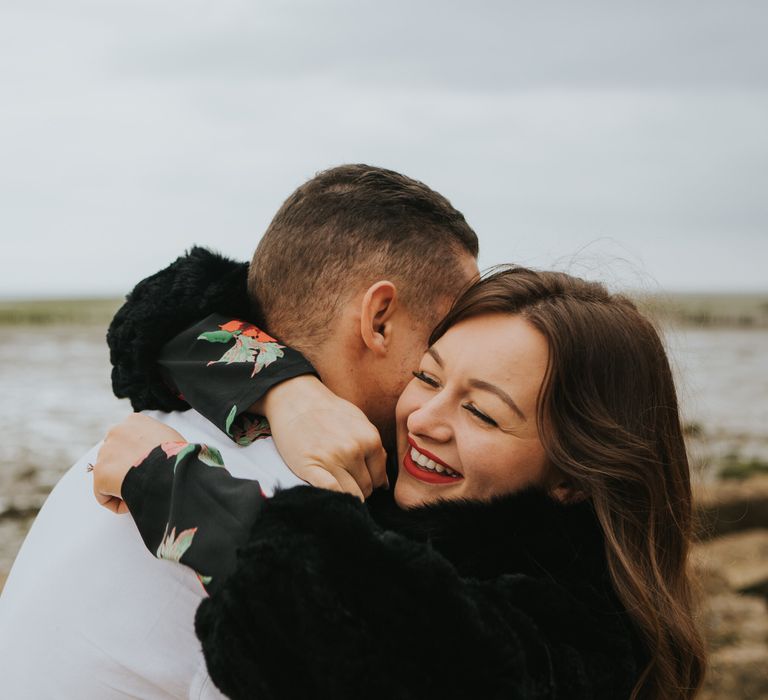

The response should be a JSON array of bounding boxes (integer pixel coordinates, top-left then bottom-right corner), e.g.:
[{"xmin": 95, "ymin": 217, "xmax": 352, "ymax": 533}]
[{"xmin": 1, "ymin": 1, "xmax": 766, "ymax": 695}]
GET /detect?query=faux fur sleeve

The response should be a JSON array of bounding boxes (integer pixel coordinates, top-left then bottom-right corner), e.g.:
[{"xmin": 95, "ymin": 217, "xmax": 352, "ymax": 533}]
[
  {"xmin": 194, "ymin": 487, "xmax": 628, "ymax": 700},
  {"xmin": 107, "ymin": 247, "xmax": 252, "ymax": 411}
]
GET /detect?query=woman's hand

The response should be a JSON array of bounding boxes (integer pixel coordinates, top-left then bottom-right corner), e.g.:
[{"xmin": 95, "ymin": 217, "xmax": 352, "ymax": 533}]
[
  {"xmin": 255, "ymin": 375, "xmax": 389, "ymax": 501},
  {"xmin": 93, "ymin": 413, "xmax": 185, "ymax": 514}
]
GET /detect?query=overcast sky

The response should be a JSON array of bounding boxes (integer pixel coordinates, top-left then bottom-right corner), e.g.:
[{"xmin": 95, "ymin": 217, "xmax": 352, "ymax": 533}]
[{"xmin": 1, "ymin": 0, "xmax": 766, "ymax": 298}]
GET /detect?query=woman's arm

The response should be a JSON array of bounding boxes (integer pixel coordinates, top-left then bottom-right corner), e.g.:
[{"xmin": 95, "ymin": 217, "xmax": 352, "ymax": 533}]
[
  {"xmin": 93, "ymin": 413, "xmax": 266, "ymax": 592},
  {"xmin": 153, "ymin": 313, "xmax": 318, "ymax": 444},
  {"xmin": 106, "ymin": 247, "xmax": 387, "ymax": 495},
  {"xmin": 121, "ymin": 442, "xmax": 265, "ymax": 593},
  {"xmin": 108, "ymin": 246, "xmax": 254, "ymax": 412},
  {"xmin": 107, "ymin": 247, "xmax": 319, "ymax": 437}
]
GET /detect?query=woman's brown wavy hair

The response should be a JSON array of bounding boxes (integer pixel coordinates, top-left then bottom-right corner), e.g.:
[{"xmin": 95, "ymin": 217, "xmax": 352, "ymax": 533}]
[{"xmin": 430, "ymin": 266, "xmax": 706, "ymax": 700}]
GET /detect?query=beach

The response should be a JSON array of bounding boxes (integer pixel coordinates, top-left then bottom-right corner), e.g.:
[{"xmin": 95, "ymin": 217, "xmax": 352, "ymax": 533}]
[
  {"xmin": 1, "ymin": 297, "xmax": 766, "ymax": 573},
  {"xmin": 1, "ymin": 296, "xmax": 767, "ymax": 696}
]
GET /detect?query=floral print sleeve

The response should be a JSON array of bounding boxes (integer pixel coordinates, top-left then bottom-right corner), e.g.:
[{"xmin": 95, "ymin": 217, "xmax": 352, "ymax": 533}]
[
  {"xmin": 157, "ymin": 313, "xmax": 318, "ymax": 445},
  {"xmin": 122, "ymin": 442, "xmax": 267, "ymax": 594}
]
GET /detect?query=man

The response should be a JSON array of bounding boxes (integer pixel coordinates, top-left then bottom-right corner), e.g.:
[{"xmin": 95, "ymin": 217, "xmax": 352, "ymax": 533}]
[{"xmin": 0, "ymin": 165, "xmax": 479, "ymax": 699}]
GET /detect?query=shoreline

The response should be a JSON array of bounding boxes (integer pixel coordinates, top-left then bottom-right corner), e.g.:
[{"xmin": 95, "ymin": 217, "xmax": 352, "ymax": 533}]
[{"xmin": 1, "ymin": 293, "xmax": 767, "ymax": 329}]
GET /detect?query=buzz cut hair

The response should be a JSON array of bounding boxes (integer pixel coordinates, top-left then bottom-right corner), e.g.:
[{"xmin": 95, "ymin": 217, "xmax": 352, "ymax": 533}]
[{"xmin": 248, "ymin": 164, "xmax": 479, "ymax": 346}]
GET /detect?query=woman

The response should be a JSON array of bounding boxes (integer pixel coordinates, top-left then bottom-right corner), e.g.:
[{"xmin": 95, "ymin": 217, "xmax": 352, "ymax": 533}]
[{"xmin": 95, "ymin": 267, "xmax": 706, "ymax": 699}]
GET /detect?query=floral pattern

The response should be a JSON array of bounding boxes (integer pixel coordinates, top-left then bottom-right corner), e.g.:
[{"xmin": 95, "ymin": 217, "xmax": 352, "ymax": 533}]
[
  {"xmin": 156, "ymin": 525, "xmax": 198, "ymax": 563},
  {"xmin": 224, "ymin": 405, "xmax": 238, "ymax": 436},
  {"xmin": 157, "ymin": 312, "xmax": 316, "ymax": 446},
  {"xmin": 160, "ymin": 441, "xmax": 188, "ymax": 459},
  {"xmin": 231, "ymin": 414, "xmax": 271, "ymax": 446},
  {"xmin": 153, "ymin": 444, "xmax": 228, "ymax": 585},
  {"xmin": 197, "ymin": 320, "xmax": 285, "ymax": 378},
  {"xmin": 222, "ymin": 404, "xmax": 272, "ymax": 444},
  {"xmin": 156, "ymin": 525, "xmax": 213, "ymax": 587},
  {"xmin": 198, "ymin": 444, "xmax": 224, "ymax": 467},
  {"xmin": 123, "ymin": 441, "xmax": 267, "ymax": 595},
  {"xmin": 160, "ymin": 441, "xmax": 196, "ymax": 471}
]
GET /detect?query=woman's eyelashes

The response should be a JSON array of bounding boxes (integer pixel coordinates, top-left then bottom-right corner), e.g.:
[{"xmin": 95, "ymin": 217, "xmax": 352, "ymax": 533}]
[
  {"xmin": 413, "ymin": 370, "xmax": 499, "ymax": 427},
  {"xmin": 412, "ymin": 370, "xmax": 440, "ymax": 388},
  {"xmin": 463, "ymin": 403, "xmax": 498, "ymax": 426}
]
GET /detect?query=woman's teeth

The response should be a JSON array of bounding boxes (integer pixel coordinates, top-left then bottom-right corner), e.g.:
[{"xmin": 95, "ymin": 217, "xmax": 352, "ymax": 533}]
[{"xmin": 410, "ymin": 447, "xmax": 461, "ymax": 478}]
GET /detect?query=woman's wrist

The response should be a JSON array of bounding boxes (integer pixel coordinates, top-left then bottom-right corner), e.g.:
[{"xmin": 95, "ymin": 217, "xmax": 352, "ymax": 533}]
[{"xmin": 249, "ymin": 374, "xmax": 329, "ymax": 420}]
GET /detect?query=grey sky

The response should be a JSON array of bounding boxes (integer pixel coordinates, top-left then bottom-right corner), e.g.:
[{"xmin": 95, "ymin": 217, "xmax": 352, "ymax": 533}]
[{"xmin": 1, "ymin": 0, "xmax": 766, "ymax": 297}]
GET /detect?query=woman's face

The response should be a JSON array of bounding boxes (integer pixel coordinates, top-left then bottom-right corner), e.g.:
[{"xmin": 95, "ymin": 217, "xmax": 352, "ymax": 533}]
[{"xmin": 394, "ymin": 313, "xmax": 550, "ymax": 508}]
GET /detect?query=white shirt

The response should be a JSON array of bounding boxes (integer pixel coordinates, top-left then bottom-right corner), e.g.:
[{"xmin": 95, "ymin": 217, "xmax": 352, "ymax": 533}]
[{"xmin": 0, "ymin": 409, "xmax": 304, "ymax": 700}]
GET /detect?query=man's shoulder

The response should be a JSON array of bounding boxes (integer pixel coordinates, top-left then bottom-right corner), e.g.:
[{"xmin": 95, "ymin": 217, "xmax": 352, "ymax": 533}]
[
  {"xmin": 142, "ymin": 409, "xmax": 304, "ymax": 494},
  {"xmin": 0, "ymin": 439, "xmax": 206, "ymax": 698}
]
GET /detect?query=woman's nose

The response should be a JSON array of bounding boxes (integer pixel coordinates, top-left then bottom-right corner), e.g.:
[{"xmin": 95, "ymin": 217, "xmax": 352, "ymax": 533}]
[{"xmin": 406, "ymin": 393, "xmax": 453, "ymax": 443}]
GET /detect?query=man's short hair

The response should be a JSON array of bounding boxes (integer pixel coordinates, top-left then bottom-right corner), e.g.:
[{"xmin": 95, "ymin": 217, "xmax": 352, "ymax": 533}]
[{"xmin": 248, "ymin": 164, "xmax": 479, "ymax": 345}]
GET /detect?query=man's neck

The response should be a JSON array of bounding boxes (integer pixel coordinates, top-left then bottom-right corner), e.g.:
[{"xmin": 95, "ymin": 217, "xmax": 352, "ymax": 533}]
[{"xmin": 302, "ymin": 341, "xmax": 364, "ymax": 412}]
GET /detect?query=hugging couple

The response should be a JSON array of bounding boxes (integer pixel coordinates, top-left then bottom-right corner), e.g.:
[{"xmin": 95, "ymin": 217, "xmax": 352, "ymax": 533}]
[{"xmin": 0, "ymin": 165, "xmax": 705, "ymax": 699}]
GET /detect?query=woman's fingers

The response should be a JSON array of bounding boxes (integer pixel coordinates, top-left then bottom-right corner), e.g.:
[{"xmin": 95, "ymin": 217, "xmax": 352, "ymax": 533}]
[
  {"xmin": 298, "ymin": 466, "xmax": 344, "ymax": 492},
  {"xmin": 299, "ymin": 465, "xmax": 366, "ymax": 502},
  {"xmin": 365, "ymin": 443, "xmax": 389, "ymax": 491},
  {"xmin": 92, "ymin": 413, "xmax": 186, "ymax": 512},
  {"xmin": 93, "ymin": 489, "xmax": 129, "ymax": 515},
  {"xmin": 260, "ymin": 377, "xmax": 388, "ymax": 499},
  {"xmin": 327, "ymin": 467, "xmax": 366, "ymax": 502},
  {"xmin": 330, "ymin": 445, "xmax": 374, "ymax": 498}
]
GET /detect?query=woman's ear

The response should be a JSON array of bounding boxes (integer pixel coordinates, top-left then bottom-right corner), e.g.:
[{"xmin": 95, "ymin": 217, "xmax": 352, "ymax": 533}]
[{"xmin": 359, "ymin": 281, "xmax": 398, "ymax": 356}]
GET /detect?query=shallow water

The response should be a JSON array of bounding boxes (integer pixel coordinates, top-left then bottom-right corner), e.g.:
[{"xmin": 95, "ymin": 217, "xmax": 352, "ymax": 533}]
[
  {"xmin": 665, "ymin": 326, "xmax": 768, "ymax": 476},
  {"xmin": 0, "ymin": 322, "xmax": 767, "ymax": 572},
  {"xmin": 0, "ymin": 325, "xmax": 128, "ymax": 496}
]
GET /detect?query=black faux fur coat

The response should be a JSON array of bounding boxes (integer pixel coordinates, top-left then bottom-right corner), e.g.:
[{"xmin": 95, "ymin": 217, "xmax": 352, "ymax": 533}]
[
  {"xmin": 107, "ymin": 246, "xmax": 253, "ymax": 412},
  {"xmin": 194, "ymin": 485, "xmax": 642, "ymax": 700},
  {"xmin": 108, "ymin": 248, "xmax": 644, "ymax": 699}
]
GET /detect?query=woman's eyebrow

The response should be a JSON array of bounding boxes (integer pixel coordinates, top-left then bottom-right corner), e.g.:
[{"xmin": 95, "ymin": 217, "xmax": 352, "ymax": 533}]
[
  {"xmin": 427, "ymin": 347, "xmax": 443, "ymax": 366},
  {"xmin": 468, "ymin": 379, "xmax": 527, "ymax": 422}
]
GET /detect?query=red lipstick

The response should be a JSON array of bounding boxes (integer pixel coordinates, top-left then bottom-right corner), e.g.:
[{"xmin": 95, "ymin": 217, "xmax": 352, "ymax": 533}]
[{"xmin": 402, "ymin": 438, "xmax": 463, "ymax": 485}]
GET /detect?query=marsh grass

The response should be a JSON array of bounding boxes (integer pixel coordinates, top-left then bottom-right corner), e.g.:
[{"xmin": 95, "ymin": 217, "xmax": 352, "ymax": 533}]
[
  {"xmin": 635, "ymin": 292, "xmax": 768, "ymax": 328},
  {"xmin": 3, "ymin": 293, "xmax": 766, "ymax": 329},
  {"xmin": 0, "ymin": 298, "xmax": 123, "ymax": 326},
  {"xmin": 719, "ymin": 453, "xmax": 768, "ymax": 480},
  {"xmin": 1, "ymin": 291, "xmax": 766, "ymax": 328}
]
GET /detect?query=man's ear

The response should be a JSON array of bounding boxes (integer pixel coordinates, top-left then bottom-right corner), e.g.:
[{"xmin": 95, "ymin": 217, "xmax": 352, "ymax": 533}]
[{"xmin": 359, "ymin": 281, "xmax": 398, "ymax": 356}]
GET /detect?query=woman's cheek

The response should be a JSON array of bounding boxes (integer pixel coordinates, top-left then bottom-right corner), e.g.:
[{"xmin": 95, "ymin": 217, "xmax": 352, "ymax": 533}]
[
  {"xmin": 395, "ymin": 390, "xmax": 411, "ymax": 428},
  {"xmin": 396, "ymin": 380, "xmax": 423, "ymax": 422},
  {"xmin": 395, "ymin": 381, "xmax": 423, "ymax": 450},
  {"xmin": 461, "ymin": 435, "xmax": 515, "ymax": 497}
]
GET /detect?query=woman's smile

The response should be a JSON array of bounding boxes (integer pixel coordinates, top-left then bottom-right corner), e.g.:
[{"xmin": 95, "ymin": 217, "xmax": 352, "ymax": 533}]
[{"xmin": 402, "ymin": 437, "xmax": 464, "ymax": 484}]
